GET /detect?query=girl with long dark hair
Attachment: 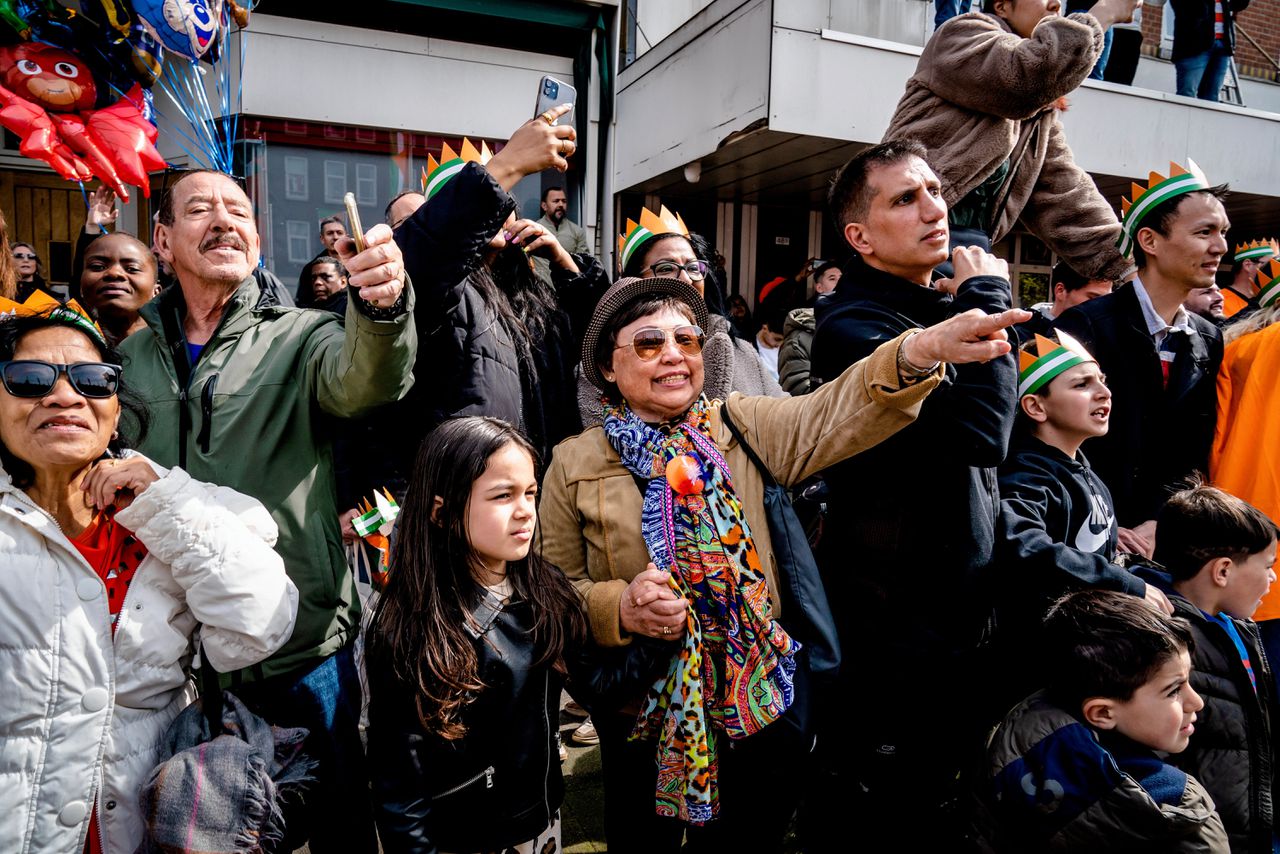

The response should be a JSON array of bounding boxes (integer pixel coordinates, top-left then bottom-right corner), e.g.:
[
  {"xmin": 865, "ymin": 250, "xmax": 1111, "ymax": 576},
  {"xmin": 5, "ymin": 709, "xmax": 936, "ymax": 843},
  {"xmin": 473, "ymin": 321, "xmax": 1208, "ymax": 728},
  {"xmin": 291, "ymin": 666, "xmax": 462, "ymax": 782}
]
[{"xmin": 364, "ymin": 416, "xmax": 588, "ymax": 853}]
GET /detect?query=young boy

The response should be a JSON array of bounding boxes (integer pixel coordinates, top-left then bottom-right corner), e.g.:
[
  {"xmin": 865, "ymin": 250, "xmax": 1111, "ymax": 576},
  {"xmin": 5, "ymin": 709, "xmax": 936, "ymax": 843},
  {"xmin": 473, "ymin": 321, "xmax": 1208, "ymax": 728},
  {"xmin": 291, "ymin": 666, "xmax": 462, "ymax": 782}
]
[
  {"xmin": 994, "ymin": 332, "xmax": 1168, "ymax": 706},
  {"xmin": 979, "ymin": 590, "xmax": 1228, "ymax": 852},
  {"xmin": 1137, "ymin": 486, "xmax": 1280, "ymax": 853}
]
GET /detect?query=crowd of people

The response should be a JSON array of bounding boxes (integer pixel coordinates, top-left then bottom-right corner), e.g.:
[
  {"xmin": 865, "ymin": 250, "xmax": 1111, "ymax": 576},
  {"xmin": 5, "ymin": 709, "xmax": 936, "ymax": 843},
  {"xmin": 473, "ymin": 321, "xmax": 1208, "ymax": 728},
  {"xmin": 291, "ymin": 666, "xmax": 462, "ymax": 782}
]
[{"xmin": 1, "ymin": 1, "xmax": 1279, "ymax": 853}]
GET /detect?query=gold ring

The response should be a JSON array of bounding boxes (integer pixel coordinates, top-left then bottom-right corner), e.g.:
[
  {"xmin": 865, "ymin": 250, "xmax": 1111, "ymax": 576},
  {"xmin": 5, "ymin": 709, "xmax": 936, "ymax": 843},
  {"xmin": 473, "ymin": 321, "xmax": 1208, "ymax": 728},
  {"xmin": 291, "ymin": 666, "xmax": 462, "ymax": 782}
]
[
  {"xmin": 540, "ymin": 111, "xmax": 556, "ymax": 125},
  {"xmin": 662, "ymin": 625, "xmax": 670, "ymax": 635}
]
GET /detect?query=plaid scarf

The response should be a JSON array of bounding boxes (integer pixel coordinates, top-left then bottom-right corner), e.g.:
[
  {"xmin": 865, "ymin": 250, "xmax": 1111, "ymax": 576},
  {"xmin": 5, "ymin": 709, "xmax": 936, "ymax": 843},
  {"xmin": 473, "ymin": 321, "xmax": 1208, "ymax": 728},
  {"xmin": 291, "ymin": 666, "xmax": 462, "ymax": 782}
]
[{"xmin": 602, "ymin": 396, "xmax": 799, "ymax": 824}]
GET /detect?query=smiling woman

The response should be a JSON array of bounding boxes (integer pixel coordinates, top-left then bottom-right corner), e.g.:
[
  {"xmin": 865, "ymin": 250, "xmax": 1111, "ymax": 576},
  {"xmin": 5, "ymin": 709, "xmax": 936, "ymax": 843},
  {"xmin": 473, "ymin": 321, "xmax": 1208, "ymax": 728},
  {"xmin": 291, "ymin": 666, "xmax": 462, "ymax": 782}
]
[
  {"xmin": 539, "ymin": 274, "xmax": 1026, "ymax": 852},
  {"xmin": 80, "ymin": 233, "xmax": 160, "ymax": 344},
  {"xmin": 0, "ymin": 305, "xmax": 297, "ymax": 854}
]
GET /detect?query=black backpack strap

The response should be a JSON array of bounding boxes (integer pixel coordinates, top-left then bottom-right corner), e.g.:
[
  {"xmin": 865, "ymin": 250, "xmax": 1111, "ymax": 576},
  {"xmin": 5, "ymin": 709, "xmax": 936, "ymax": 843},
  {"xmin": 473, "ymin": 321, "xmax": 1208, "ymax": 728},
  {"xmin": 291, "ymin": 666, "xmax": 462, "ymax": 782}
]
[{"xmin": 719, "ymin": 403, "xmax": 775, "ymax": 487}]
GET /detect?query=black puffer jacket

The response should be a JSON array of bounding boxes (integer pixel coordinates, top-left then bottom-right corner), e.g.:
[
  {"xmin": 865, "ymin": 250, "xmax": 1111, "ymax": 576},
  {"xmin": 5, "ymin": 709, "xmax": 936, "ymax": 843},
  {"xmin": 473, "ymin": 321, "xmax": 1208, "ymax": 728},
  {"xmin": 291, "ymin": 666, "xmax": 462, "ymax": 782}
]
[
  {"xmin": 396, "ymin": 163, "xmax": 589, "ymax": 469},
  {"xmin": 810, "ymin": 254, "xmax": 1017, "ymax": 655},
  {"xmin": 1138, "ymin": 567, "xmax": 1279, "ymax": 854},
  {"xmin": 396, "ymin": 162, "xmax": 522, "ymax": 471},
  {"xmin": 367, "ymin": 587, "xmax": 669, "ymax": 853}
]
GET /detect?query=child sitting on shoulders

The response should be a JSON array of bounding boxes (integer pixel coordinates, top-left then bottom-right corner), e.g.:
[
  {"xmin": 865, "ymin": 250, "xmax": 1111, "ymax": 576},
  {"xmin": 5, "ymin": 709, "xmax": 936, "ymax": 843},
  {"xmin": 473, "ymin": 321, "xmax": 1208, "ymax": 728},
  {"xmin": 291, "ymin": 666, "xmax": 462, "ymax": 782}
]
[
  {"xmin": 978, "ymin": 589, "xmax": 1228, "ymax": 853},
  {"xmin": 1135, "ymin": 484, "xmax": 1280, "ymax": 854}
]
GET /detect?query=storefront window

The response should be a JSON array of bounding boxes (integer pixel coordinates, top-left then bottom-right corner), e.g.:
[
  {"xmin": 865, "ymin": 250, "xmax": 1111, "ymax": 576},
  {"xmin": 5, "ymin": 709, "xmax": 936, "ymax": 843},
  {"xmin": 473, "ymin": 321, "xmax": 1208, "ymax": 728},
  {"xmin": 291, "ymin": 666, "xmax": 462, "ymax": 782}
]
[{"xmin": 238, "ymin": 117, "xmax": 570, "ymax": 288}]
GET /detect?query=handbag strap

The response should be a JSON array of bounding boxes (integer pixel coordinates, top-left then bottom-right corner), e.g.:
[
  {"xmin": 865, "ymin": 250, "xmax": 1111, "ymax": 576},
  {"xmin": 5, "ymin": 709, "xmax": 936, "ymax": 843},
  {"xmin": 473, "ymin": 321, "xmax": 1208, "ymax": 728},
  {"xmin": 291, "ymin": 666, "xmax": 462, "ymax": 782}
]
[
  {"xmin": 719, "ymin": 404, "xmax": 775, "ymax": 488},
  {"xmin": 198, "ymin": 640, "xmax": 223, "ymax": 733}
]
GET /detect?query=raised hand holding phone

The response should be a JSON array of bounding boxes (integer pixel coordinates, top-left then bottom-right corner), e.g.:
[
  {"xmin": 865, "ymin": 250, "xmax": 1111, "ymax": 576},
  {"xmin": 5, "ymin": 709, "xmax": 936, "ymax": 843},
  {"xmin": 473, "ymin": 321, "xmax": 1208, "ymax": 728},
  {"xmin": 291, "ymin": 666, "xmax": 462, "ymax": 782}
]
[{"xmin": 344, "ymin": 192, "xmax": 367, "ymax": 254}]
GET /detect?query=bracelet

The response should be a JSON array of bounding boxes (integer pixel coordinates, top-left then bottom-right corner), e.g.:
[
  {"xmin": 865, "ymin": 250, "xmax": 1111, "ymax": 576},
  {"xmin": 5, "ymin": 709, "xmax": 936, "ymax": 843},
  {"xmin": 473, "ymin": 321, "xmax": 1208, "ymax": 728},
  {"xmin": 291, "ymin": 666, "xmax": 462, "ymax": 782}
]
[{"xmin": 896, "ymin": 334, "xmax": 940, "ymax": 380}]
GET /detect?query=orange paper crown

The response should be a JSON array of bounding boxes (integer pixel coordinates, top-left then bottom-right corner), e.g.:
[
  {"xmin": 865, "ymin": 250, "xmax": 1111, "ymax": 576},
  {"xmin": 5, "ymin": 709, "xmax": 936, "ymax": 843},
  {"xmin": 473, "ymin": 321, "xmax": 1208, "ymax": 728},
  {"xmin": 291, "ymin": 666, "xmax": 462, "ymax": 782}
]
[
  {"xmin": 1234, "ymin": 238, "xmax": 1279, "ymax": 263},
  {"xmin": 0, "ymin": 290, "xmax": 105, "ymax": 342},
  {"xmin": 1117, "ymin": 160, "xmax": 1210, "ymax": 257},
  {"xmin": 1256, "ymin": 259, "xmax": 1280, "ymax": 309},
  {"xmin": 421, "ymin": 139, "xmax": 493, "ymax": 201},
  {"xmin": 617, "ymin": 205, "xmax": 689, "ymax": 269},
  {"xmin": 1017, "ymin": 330, "xmax": 1096, "ymax": 397}
]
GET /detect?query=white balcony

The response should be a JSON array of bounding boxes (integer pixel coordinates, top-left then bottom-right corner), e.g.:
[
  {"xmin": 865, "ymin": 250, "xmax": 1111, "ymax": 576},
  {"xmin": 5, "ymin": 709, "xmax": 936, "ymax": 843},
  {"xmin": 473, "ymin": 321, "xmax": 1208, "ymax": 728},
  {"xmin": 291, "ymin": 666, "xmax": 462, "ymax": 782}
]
[{"xmin": 617, "ymin": 0, "xmax": 1280, "ymax": 238}]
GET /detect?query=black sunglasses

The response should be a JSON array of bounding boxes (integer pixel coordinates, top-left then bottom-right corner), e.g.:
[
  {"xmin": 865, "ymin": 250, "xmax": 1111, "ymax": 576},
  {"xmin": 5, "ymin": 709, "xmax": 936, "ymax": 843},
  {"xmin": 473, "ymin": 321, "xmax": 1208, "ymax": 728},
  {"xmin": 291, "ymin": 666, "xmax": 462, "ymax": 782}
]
[{"xmin": 0, "ymin": 360, "xmax": 122, "ymax": 399}]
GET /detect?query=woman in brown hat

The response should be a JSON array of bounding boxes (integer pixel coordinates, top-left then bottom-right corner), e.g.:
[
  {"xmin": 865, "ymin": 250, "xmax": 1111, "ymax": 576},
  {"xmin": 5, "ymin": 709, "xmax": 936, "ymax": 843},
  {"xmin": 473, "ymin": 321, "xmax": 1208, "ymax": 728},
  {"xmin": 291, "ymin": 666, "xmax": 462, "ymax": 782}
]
[{"xmin": 539, "ymin": 275, "xmax": 1026, "ymax": 851}]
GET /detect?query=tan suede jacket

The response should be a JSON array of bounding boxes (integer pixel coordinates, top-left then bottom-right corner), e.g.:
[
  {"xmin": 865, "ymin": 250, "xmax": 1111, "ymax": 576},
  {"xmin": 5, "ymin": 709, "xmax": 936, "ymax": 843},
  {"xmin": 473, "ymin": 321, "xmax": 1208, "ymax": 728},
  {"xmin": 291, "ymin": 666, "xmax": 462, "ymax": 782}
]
[
  {"xmin": 883, "ymin": 12, "xmax": 1134, "ymax": 282},
  {"xmin": 539, "ymin": 331, "xmax": 941, "ymax": 647}
]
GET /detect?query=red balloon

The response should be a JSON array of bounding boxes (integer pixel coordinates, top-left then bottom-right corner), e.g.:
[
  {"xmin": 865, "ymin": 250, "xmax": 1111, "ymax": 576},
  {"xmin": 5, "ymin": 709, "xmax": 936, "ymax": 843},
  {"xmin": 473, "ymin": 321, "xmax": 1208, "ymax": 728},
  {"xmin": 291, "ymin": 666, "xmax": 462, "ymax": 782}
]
[
  {"xmin": 0, "ymin": 36, "xmax": 163, "ymax": 204},
  {"xmin": 0, "ymin": 44, "xmax": 96, "ymax": 113}
]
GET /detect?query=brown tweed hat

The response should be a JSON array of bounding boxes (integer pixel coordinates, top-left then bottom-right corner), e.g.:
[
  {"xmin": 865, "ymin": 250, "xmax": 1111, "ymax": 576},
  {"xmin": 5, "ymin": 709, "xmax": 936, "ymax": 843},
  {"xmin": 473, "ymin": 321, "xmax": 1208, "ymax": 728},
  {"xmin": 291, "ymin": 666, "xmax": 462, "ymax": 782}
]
[{"xmin": 580, "ymin": 276, "xmax": 710, "ymax": 391}]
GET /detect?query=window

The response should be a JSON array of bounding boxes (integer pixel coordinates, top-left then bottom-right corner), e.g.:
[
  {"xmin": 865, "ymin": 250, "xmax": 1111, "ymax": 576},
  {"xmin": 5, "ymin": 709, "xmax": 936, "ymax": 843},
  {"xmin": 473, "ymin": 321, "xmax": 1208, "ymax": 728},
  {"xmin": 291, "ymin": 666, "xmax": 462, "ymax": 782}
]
[
  {"xmin": 356, "ymin": 163, "xmax": 377, "ymax": 206},
  {"xmin": 286, "ymin": 220, "xmax": 312, "ymax": 264},
  {"xmin": 1013, "ymin": 233, "xmax": 1054, "ymax": 309},
  {"xmin": 324, "ymin": 160, "xmax": 346, "ymax": 204},
  {"xmin": 284, "ymin": 156, "xmax": 308, "ymax": 200}
]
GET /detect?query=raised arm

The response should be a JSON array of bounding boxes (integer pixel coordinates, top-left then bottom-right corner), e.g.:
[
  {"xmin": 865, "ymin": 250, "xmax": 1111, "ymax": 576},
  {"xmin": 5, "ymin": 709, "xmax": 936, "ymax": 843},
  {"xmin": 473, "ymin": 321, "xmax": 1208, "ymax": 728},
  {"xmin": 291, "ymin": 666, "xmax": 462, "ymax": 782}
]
[
  {"xmin": 396, "ymin": 109, "xmax": 578, "ymax": 319},
  {"xmin": 919, "ymin": 12, "xmax": 1102, "ymax": 120},
  {"xmin": 1017, "ymin": 119, "xmax": 1133, "ymax": 282},
  {"xmin": 306, "ymin": 223, "xmax": 417, "ymax": 417},
  {"xmin": 728, "ymin": 300, "xmax": 1025, "ymax": 487}
]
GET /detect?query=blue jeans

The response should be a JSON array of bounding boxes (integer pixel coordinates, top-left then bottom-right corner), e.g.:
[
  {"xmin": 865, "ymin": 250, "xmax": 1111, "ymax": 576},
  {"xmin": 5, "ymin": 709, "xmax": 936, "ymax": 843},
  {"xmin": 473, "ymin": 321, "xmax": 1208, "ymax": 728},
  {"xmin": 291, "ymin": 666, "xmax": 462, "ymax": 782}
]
[
  {"xmin": 934, "ymin": 0, "xmax": 973, "ymax": 29},
  {"xmin": 1175, "ymin": 46, "xmax": 1232, "ymax": 101},
  {"xmin": 234, "ymin": 646, "xmax": 378, "ymax": 853}
]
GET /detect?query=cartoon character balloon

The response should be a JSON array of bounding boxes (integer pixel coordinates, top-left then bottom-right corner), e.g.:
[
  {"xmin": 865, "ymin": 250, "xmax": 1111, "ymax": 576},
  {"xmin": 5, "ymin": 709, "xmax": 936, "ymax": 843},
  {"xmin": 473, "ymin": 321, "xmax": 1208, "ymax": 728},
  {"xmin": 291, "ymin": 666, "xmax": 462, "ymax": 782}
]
[
  {"xmin": 133, "ymin": 0, "xmax": 224, "ymax": 60},
  {"xmin": 0, "ymin": 43, "xmax": 166, "ymax": 201}
]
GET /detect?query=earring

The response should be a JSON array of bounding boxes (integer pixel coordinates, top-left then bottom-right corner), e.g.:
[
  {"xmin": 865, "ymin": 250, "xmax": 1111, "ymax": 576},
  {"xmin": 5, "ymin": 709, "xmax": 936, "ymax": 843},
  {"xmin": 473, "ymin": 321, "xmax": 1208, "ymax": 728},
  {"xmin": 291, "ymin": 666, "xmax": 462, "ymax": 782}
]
[{"xmin": 112, "ymin": 430, "xmax": 119, "ymax": 440}]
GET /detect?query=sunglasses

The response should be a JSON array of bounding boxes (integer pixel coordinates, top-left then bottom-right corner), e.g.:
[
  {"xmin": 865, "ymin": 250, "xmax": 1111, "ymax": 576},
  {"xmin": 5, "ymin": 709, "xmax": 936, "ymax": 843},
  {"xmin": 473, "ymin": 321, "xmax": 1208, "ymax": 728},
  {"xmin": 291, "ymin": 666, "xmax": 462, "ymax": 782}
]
[
  {"xmin": 0, "ymin": 360, "xmax": 122, "ymax": 399},
  {"xmin": 615, "ymin": 325, "xmax": 705, "ymax": 361},
  {"xmin": 12, "ymin": 252, "xmax": 37, "ymax": 261}
]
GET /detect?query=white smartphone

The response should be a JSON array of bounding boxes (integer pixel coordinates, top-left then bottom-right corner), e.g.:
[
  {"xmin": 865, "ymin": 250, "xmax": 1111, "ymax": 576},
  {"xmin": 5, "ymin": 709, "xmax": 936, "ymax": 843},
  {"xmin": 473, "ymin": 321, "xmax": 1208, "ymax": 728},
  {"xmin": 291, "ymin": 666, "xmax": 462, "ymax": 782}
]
[{"xmin": 534, "ymin": 74, "xmax": 577, "ymax": 127}]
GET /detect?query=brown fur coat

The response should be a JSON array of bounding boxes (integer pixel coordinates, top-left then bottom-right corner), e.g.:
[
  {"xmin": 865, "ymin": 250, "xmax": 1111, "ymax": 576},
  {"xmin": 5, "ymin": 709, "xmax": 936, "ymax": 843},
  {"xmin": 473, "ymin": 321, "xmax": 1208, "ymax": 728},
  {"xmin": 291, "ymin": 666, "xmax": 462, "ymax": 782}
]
[{"xmin": 883, "ymin": 11, "xmax": 1134, "ymax": 282}]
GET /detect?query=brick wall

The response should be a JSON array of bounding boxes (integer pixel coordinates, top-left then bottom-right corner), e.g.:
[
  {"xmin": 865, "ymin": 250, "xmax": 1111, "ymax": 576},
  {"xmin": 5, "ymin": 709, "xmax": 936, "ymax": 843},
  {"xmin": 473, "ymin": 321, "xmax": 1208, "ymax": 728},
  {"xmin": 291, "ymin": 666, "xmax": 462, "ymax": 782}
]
[{"xmin": 1140, "ymin": 0, "xmax": 1280, "ymax": 82}]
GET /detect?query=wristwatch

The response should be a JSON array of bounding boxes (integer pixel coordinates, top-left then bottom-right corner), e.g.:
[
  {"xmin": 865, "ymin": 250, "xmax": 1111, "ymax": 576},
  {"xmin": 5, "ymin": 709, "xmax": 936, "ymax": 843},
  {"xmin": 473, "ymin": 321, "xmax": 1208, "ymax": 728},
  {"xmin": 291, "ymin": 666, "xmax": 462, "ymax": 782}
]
[{"xmin": 896, "ymin": 334, "xmax": 940, "ymax": 382}]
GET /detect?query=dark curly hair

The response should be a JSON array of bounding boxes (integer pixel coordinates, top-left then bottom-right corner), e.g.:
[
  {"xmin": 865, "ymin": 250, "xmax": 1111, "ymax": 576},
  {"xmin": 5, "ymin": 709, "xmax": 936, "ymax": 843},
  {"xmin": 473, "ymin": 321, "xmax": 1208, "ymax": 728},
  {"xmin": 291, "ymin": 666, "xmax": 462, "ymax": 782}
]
[{"xmin": 0, "ymin": 314, "xmax": 149, "ymax": 488}]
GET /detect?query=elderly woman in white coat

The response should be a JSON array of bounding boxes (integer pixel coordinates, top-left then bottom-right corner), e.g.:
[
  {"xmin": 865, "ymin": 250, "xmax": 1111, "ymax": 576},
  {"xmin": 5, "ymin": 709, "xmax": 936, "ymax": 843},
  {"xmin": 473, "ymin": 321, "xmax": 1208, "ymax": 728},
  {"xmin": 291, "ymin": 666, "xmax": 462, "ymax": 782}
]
[{"xmin": 0, "ymin": 305, "xmax": 298, "ymax": 854}]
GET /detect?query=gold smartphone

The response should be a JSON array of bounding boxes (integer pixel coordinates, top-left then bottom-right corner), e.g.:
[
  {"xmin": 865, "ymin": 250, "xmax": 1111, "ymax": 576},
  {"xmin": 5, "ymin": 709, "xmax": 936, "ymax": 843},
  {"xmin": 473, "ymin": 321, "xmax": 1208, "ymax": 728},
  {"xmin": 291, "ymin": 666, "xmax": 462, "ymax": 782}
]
[{"xmin": 344, "ymin": 192, "xmax": 366, "ymax": 254}]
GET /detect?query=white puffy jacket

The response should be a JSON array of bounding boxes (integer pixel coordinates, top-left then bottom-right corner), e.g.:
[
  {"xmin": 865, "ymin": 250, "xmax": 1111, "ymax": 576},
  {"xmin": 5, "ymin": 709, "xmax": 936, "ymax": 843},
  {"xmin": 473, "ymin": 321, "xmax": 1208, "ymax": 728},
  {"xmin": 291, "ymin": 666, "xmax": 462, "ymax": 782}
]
[{"xmin": 0, "ymin": 456, "xmax": 299, "ymax": 854}]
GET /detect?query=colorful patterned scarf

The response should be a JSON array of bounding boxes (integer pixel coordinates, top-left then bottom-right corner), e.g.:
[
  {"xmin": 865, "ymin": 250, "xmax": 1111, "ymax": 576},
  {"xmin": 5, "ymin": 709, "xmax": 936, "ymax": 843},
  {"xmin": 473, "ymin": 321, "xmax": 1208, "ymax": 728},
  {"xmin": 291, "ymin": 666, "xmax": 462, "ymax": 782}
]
[{"xmin": 602, "ymin": 395, "xmax": 799, "ymax": 824}]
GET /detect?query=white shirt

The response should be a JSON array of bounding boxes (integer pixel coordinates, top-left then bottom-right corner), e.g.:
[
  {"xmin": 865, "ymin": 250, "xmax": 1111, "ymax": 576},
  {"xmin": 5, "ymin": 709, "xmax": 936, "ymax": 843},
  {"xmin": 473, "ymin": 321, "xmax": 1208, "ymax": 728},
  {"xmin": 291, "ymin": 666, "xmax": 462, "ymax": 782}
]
[
  {"xmin": 755, "ymin": 337, "xmax": 780, "ymax": 380},
  {"xmin": 1131, "ymin": 276, "xmax": 1194, "ymax": 347}
]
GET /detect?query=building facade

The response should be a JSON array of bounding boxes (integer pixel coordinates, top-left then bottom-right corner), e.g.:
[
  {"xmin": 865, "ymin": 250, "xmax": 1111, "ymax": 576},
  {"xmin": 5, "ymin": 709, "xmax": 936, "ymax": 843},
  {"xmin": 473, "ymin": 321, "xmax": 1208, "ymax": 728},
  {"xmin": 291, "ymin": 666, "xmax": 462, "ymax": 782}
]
[{"xmin": 614, "ymin": 0, "xmax": 1280, "ymax": 308}]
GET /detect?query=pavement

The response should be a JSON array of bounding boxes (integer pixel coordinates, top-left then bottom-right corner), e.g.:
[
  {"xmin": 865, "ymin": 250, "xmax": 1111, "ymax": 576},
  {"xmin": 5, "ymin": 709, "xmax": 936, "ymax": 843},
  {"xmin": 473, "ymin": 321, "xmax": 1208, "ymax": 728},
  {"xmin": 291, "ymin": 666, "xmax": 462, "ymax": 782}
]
[{"xmin": 559, "ymin": 698, "xmax": 608, "ymax": 853}]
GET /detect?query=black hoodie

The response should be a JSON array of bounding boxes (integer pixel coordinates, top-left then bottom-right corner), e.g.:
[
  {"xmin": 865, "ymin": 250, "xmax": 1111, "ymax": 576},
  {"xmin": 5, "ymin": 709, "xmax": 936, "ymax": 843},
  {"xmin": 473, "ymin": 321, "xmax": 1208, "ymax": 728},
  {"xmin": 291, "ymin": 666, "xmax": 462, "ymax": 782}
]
[{"xmin": 993, "ymin": 433, "xmax": 1145, "ymax": 706}]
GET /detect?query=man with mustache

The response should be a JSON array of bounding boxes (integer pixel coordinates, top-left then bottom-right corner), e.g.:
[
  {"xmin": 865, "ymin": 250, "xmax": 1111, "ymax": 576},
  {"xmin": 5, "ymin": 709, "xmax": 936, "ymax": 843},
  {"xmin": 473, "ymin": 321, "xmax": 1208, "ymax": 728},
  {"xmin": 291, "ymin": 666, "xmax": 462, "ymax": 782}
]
[
  {"xmin": 807, "ymin": 139, "xmax": 1025, "ymax": 848},
  {"xmin": 119, "ymin": 169, "xmax": 416, "ymax": 854},
  {"xmin": 1055, "ymin": 165, "xmax": 1227, "ymax": 563}
]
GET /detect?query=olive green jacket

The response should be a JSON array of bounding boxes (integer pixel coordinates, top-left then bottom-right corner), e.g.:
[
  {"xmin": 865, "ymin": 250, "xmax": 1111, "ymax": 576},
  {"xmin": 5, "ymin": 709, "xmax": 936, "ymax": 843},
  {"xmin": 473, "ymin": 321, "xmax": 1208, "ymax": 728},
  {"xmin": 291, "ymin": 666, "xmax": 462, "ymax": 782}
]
[{"xmin": 120, "ymin": 276, "xmax": 416, "ymax": 679}]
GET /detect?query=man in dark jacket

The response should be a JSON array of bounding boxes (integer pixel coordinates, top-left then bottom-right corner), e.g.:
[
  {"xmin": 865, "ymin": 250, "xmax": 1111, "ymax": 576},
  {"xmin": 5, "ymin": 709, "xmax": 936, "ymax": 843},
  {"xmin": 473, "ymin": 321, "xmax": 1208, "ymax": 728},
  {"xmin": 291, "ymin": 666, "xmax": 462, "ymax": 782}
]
[
  {"xmin": 809, "ymin": 139, "xmax": 1023, "ymax": 846},
  {"xmin": 1171, "ymin": 0, "xmax": 1251, "ymax": 101},
  {"xmin": 1054, "ymin": 167, "xmax": 1226, "ymax": 559}
]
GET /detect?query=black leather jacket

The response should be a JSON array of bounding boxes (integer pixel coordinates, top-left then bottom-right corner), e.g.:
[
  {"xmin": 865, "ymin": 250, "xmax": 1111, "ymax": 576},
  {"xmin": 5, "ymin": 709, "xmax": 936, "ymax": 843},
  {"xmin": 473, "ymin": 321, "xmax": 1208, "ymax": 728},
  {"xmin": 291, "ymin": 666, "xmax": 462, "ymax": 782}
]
[{"xmin": 367, "ymin": 586, "xmax": 670, "ymax": 853}]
